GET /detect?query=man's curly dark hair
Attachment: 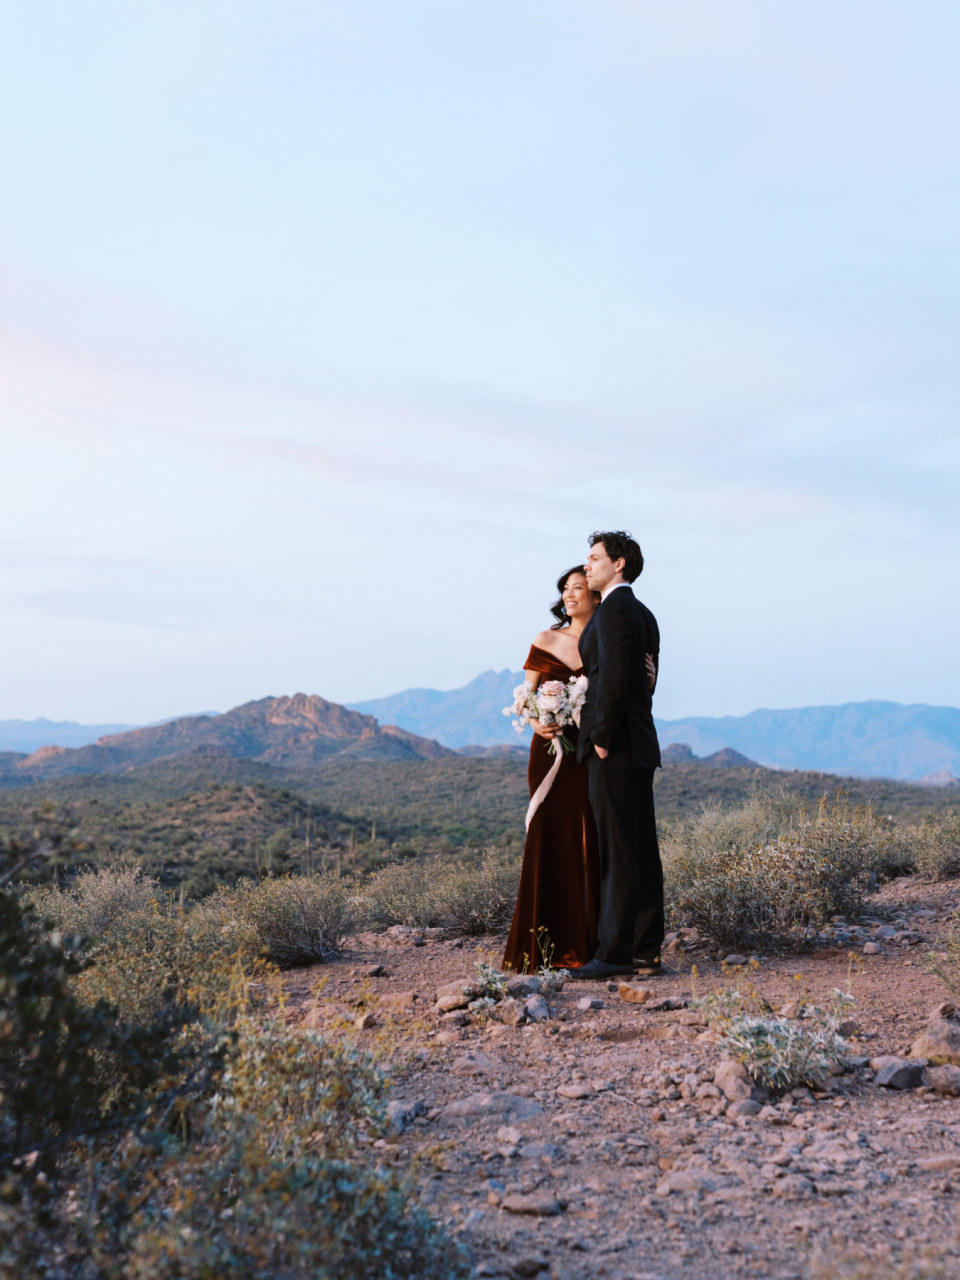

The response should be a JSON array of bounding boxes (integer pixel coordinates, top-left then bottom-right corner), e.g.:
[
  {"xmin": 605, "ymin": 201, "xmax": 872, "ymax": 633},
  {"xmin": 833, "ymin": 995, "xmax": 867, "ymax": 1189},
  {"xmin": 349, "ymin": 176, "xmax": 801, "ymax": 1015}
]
[{"xmin": 588, "ymin": 530, "xmax": 644, "ymax": 583}]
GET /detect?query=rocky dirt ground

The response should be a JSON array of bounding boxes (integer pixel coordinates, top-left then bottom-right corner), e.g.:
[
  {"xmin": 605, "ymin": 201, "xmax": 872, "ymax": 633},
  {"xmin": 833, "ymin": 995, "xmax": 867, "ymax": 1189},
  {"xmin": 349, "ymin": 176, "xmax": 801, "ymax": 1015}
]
[{"xmin": 282, "ymin": 876, "xmax": 960, "ymax": 1280}]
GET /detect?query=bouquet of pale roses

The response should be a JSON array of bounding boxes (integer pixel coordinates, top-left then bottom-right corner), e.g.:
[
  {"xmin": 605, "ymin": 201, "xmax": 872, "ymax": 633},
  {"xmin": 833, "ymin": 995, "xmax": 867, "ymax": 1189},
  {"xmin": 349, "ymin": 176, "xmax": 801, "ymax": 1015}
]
[{"xmin": 502, "ymin": 675, "xmax": 588, "ymax": 756}]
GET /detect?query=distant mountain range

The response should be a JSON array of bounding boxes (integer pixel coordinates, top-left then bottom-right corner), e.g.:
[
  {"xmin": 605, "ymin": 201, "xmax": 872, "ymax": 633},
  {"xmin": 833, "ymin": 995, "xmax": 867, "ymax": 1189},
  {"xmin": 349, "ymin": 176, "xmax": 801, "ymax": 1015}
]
[
  {"xmin": 0, "ymin": 718, "xmax": 137, "ymax": 753},
  {"xmin": 3, "ymin": 680, "xmax": 958, "ymax": 785},
  {"xmin": 351, "ymin": 672, "xmax": 960, "ymax": 783},
  {"xmin": 0, "ymin": 694, "xmax": 451, "ymax": 785}
]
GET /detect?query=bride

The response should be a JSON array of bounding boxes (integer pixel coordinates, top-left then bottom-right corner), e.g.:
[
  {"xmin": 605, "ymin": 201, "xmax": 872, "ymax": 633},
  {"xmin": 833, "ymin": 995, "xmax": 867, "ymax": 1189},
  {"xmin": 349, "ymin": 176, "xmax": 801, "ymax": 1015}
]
[
  {"xmin": 501, "ymin": 566, "xmax": 601, "ymax": 972},
  {"xmin": 502, "ymin": 565, "xmax": 656, "ymax": 972}
]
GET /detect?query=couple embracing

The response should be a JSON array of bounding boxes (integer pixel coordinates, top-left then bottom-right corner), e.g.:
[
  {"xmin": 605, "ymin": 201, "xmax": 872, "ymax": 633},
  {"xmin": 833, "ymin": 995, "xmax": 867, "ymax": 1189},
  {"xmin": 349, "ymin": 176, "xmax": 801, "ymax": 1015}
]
[{"xmin": 502, "ymin": 530, "xmax": 664, "ymax": 982}]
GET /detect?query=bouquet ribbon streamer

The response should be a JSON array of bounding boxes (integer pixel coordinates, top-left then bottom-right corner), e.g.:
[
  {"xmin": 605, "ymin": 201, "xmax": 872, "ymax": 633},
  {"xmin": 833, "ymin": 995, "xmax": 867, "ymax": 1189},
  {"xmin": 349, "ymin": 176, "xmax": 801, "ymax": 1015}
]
[{"xmin": 524, "ymin": 742, "xmax": 564, "ymax": 830}]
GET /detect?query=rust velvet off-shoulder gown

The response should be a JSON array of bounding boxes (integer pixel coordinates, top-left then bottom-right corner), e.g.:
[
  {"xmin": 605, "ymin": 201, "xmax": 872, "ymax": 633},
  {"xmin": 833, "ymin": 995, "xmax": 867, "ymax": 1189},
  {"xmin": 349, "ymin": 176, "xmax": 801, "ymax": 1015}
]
[{"xmin": 501, "ymin": 644, "xmax": 600, "ymax": 972}]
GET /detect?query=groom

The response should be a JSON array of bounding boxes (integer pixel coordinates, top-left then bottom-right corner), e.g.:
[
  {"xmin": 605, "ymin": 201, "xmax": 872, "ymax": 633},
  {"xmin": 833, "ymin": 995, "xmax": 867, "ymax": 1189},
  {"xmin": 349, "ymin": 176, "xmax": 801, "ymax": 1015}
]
[{"xmin": 570, "ymin": 530, "xmax": 664, "ymax": 981}]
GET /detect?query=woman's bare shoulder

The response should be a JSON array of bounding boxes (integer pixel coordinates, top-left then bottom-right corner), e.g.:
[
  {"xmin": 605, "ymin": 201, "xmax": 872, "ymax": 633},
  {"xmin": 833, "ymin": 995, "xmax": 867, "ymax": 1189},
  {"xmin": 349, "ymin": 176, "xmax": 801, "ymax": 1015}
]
[{"xmin": 531, "ymin": 629, "xmax": 562, "ymax": 651}]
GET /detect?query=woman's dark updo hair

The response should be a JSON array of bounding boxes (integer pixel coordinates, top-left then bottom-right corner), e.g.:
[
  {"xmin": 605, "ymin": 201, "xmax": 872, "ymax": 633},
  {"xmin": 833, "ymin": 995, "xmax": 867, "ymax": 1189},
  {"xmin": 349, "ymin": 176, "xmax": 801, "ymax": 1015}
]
[{"xmin": 549, "ymin": 566, "xmax": 600, "ymax": 629}]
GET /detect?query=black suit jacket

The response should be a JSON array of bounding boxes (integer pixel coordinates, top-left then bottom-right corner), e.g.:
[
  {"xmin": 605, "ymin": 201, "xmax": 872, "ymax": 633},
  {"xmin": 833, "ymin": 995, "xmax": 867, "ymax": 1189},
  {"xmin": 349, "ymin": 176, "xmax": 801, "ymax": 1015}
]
[{"xmin": 576, "ymin": 586, "xmax": 661, "ymax": 767}]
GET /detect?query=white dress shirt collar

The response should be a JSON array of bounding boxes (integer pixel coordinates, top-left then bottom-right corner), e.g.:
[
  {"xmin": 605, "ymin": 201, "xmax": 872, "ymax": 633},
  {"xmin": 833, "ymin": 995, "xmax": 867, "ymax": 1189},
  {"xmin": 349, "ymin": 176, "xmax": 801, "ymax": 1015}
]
[{"xmin": 600, "ymin": 581, "xmax": 631, "ymax": 602}]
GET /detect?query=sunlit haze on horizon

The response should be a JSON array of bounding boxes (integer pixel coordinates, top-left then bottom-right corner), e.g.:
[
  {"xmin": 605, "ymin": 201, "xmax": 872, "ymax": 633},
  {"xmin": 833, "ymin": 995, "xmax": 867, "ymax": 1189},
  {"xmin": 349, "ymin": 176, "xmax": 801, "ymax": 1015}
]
[{"xmin": 2, "ymin": 2, "xmax": 958, "ymax": 724}]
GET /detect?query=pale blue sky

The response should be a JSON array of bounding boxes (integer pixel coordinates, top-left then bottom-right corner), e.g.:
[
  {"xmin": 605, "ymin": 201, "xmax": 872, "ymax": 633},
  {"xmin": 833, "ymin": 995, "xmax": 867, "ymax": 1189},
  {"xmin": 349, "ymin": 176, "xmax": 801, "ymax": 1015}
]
[{"xmin": 2, "ymin": 2, "xmax": 958, "ymax": 723}]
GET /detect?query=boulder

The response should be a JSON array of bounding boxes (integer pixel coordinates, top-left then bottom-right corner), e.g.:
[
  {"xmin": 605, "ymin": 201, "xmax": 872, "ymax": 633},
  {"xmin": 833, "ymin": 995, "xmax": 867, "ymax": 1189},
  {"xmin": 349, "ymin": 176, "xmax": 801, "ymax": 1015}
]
[{"xmin": 909, "ymin": 1004, "xmax": 960, "ymax": 1066}]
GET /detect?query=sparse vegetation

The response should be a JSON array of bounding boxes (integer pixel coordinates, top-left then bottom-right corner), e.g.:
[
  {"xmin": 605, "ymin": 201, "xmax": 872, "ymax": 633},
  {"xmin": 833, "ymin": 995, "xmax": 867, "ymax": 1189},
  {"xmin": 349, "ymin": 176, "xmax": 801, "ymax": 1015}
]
[
  {"xmin": 0, "ymin": 831, "xmax": 466, "ymax": 1280},
  {"xmin": 662, "ymin": 791, "xmax": 910, "ymax": 950},
  {"xmin": 202, "ymin": 871, "xmax": 361, "ymax": 968},
  {"xmin": 362, "ymin": 850, "xmax": 520, "ymax": 935}
]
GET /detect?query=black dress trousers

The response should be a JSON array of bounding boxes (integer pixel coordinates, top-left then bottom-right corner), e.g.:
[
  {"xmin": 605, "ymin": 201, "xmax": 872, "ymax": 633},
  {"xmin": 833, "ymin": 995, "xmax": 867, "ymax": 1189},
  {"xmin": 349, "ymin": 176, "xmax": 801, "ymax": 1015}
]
[{"xmin": 586, "ymin": 753, "xmax": 664, "ymax": 966}]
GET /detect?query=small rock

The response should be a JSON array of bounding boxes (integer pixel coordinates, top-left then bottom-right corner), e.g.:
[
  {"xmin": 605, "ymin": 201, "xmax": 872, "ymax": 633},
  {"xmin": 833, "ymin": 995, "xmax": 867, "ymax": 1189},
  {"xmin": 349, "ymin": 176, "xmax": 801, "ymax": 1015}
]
[
  {"xmin": 714, "ymin": 1056, "xmax": 768, "ymax": 1104},
  {"xmin": 440, "ymin": 1010, "xmax": 470, "ymax": 1027},
  {"xmin": 524, "ymin": 994, "xmax": 550, "ymax": 1023},
  {"xmin": 646, "ymin": 996, "xmax": 688, "ymax": 1012},
  {"xmin": 875, "ymin": 925, "xmax": 897, "ymax": 939},
  {"xmin": 557, "ymin": 1082, "xmax": 595, "ymax": 1099},
  {"xmin": 618, "ymin": 982, "xmax": 653, "ymax": 1005},
  {"xmin": 434, "ymin": 1091, "xmax": 544, "ymax": 1127},
  {"xmin": 385, "ymin": 1098, "xmax": 426, "ymax": 1133},
  {"xmin": 577, "ymin": 996, "xmax": 604, "ymax": 1011},
  {"xmin": 496, "ymin": 1125, "xmax": 522, "ymax": 1145},
  {"xmin": 927, "ymin": 1065, "xmax": 960, "ymax": 1096},
  {"xmin": 863, "ymin": 942, "xmax": 883, "ymax": 955},
  {"xmin": 355, "ymin": 1011, "xmax": 376, "ymax": 1030},
  {"xmin": 510, "ymin": 1256, "xmax": 550, "ymax": 1278},
  {"xmin": 450, "ymin": 1051, "xmax": 504, "ymax": 1076},
  {"xmin": 381, "ymin": 990, "xmax": 419, "ymax": 1010},
  {"xmin": 435, "ymin": 1030, "xmax": 462, "ymax": 1045},
  {"xmin": 500, "ymin": 1192, "xmax": 563, "ymax": 1217},
  {"xmin": 506, "ymin": 975, "xmax": 543, "ymax": 998},
  {"xmin": 499, "ymin": 998, "xmax": 527, "ymax": 1027},
  {"xmin": 872, "ymin": 1056, "xmax": 926, "ymax": 1089},
  {"xmin": 771, "ymin": 1174, "xmax": 815, "ymax": 1198},
  {"xmin": 678, "ymin": 1009, "xmax": 706, "ymax": 1027},
  {"xmin": 435, "ymin": 979, "xmax": 479, "ymax": 1012},
  {"xmin": 727, "ymin": 1099, "xmax": 762, "ymax": 1117},
  {"xmin": 778, "ymin": 1002, "xmax": 801, "ymax": 1017},
  {"xmin": 358, "ymin": 963, "xmax": 385, "ymax": 978},
  {"xmin": 520, "ymin": 1142, "xmax": 560, "ymax": 1160},
  {"xmin": 915, "ymin": 1154, "xmax": 960, "ymax": 1172},
  {"xmin": 837, "ymin": 1019, "xmax": 861, "ymax": 1038},
  {"xmin": 656, "ymin": 1168, "xmax": 719, "ymax": 1195},
  {"xmin": 723, "ymin": 954, "xmax": 748, "ymax": 966}
]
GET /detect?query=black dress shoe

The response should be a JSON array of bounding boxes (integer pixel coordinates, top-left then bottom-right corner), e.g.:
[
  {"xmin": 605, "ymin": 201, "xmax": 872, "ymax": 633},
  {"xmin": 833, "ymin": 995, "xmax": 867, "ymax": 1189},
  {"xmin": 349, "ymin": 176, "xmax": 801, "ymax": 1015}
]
[
  {"xmin": 568, "ymin": 958, "xmax": 635, "ymax": 981},
  {"xmin": 632, "ymin": 956, "xmax": 664, "ymax": 976}
]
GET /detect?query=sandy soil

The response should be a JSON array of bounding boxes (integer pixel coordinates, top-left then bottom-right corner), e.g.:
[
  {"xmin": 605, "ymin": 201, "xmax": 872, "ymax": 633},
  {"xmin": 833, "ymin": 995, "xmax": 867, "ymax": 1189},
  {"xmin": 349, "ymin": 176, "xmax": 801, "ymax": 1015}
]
[{"xmin": 282, "ymin": 876, "xmax": 960, "ymax": 1280}]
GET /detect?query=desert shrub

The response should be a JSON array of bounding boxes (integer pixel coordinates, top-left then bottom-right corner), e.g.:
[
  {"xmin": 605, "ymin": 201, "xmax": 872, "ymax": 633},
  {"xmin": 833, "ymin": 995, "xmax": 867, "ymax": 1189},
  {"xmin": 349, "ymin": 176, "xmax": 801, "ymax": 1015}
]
[
  {"xmin": 203, "ymin": 872, "xmax": 360, "ymax": 968},
  {"xmin": 0, "ymin": 889, "xmax": 200, "ymax": 1167},
  {"xmin": 0, "ymin": 1012, "xmax": 467, "ymax": 1280},
  {"xmin": 433, "ymin": 850, "xmax": 519, "ymax": 935},
  {"xmin": 76, "ymin": 902, "xmax": 244, "ymax": 1027},
  {"xmin": 721, "ymin": 1015, "xmax": 848, "ymax": 1094},
  {"xmin": 693, "ymin": 983, "xmax": 854, "ymax": 1095},
  {"xmin": 364, "ymin": 850, "xmax": 519, "ymax": 935},
  {"xmin": 364, "ymin": 860, "xmax": 446, "ymax": 928},
  {"xmin": 28, "ymin": 861, "xmax": 158, "ymax": 944},
  {"xmin": 663, "ymin": 791, "xmax": 884, "ymax": 950},
  {"xmin": 913, "ymin": 811, "xmax": 960, "ymax": 881}
]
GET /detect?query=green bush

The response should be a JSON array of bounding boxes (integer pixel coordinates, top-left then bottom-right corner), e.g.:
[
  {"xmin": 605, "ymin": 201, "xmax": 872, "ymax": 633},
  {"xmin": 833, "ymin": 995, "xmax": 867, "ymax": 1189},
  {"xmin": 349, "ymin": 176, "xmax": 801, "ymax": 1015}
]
[
  {"xmin": 364, "ymin": 850, "xmax": 519, "ymax": 935},
  {"xmin": 432, "ymin": 850, "xmax": 519, "ymax": 936},
  {"xmin": 201, "ymin": 872, "xmax": 360, "ymax": 968},
  {"xmin": 29, "ymin": 861, "xmax": 158, "ymax": 944},
  {"xmin": 914, "ymin": 811, "xmax": 960, "ymax": 881},
  {"xmin": 663, "ymin": 792, "xmax": 881, "ymax": 950},
  {"xmin": 364, "ymin": 860, "xmax": 446, "ymax": 928},
  {"xmin": 0, "ymin": 889, "xmax": 196, "ymax": 1167},
  {"xmin": 0, "ymin": 1011, "xmax": 467, "ymax": 1280}
]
